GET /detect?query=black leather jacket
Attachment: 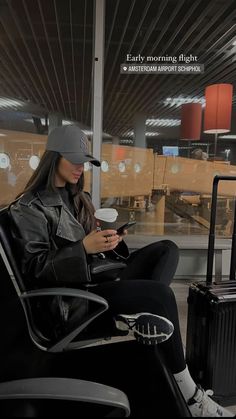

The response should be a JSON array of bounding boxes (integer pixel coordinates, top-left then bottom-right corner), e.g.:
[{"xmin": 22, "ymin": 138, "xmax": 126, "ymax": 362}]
[
  {"xmin": 9, "ymin": 189, "xmax": 92, "ymax": 288},
  {"xmin": 9, "ymin": 189, "xmax": 129, "ymax": 289},
  {"xmin": 9, "ymin": 189, "xmax": 129, "ymax": 336}
]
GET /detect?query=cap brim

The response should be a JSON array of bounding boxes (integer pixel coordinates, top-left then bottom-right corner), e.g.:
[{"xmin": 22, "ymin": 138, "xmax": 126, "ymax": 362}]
[{"xmin": 61, "ymin": 152, "xmax": 101, "ymax": 167}]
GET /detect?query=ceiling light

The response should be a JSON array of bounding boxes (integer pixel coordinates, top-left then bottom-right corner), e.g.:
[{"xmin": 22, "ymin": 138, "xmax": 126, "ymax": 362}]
[
  {"xmin": 101, "ymin": 160, "xmax": 109, "ymax": 172},
  {"xmin": 180, "ymin": 103, "xmax": 202, "ymax": 141},
  {"xmin": 0, "ymin": 152, "xmax": 10, "ymax": 169},
  {"xmin": 83, "ymin": 130, "xmax": 93, "ymax": 135},
  {"xmin": 118, "ymin": 161, "xmax": 126, "ymax": 172},
  {"xmin": 126, "ymin": 131, "xmax": 134, "ymax": 137},
  {"xmin": 120, "ymin": 138, "xmax": 134, "ymax": 145},
  {"xmin": 62, "ymin": 120, "xmax": 74, "ymax": 125},
  {"xmin": 204, "ymin": 84, "xmax": 233, "ymax": 134},
  {"xmin": 204, "ymin": 83, "xmax": 233, "ymax": 156},
  {"xmin": 145, "ymin": 132, "xmax": 159, "ymax": 136},
  {"xmin": 146, "ymin": 118, "xmax": 180, "ymax": 127},
  {"xmin": 170, "ymin": 163, "xmax": 180, "ymax": 174},
  {"xmin": 218, "ymin": 135, "xmax": 236, "ymax": 139},
  {"xmin": 0, "ymin": 97, "xmax": 24, "ymax": 109},
  {"xmin": 84, "ymin": 162, "xmax": 91, "ymax": 171},
  {"xmin": 163, "ymin": 97, "xmax": 205, "ymax": 107},
  {"xmin": 29, "ymin": 155, "xmax": 40, "ymax": 170},
  {"xmin": 134, "ymin": 163, "xmax": 141, "ymax": 173},
  {"xmin": 24, "ymin": 118, "xmax": 47, "ymax": 125},
  {"xmin": 125, "ymin": 130, "xmax": 159, "ymax": 137}
]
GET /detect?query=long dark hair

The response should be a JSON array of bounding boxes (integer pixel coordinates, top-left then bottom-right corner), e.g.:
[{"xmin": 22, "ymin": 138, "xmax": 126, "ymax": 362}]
[{"xmin": 17, "ymin": 150, "xmax": 96, "ymax": 233}]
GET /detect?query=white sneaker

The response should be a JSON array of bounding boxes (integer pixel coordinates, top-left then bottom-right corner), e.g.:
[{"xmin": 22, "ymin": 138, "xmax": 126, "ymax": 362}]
[
  {"xmin": 188, "ymin": 386, "xmax": 234, "ymax": 417},
  {"xmin": 114, "ymin": 312, "xmax": 174, "ymax": 345}
]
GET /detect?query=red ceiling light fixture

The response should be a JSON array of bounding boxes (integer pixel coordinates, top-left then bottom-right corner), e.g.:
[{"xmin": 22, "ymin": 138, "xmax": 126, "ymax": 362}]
[
  {"xmin": 204, "ymin": 83, "xmax": 233, "ymax": 157},
  {"xmin": 180, "ymin": 103, "xmax": 202, "ymax": 141}
]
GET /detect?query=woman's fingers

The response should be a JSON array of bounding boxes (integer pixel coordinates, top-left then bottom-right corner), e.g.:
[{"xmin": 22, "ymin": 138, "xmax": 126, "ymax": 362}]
[
  {"xmin": 103, "ymin": 234, "xmax": 119, "ymax": 249},
  {"xmin": 101, "ymin": 229, "xmax": 117, "ymax": 237},
  {"xmin": 83, "ymin": 229, "xmax": 119, "ymax": 254},
  {"xmin": 118, "ymin": 229, "xmax": 128, "ymax": 241}
]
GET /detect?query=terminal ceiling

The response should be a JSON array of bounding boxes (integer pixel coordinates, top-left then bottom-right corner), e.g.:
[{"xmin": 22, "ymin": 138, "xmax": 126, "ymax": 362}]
[{"xmin": 0, "ymin": 0, "xmax": 236, "ymax": 144}]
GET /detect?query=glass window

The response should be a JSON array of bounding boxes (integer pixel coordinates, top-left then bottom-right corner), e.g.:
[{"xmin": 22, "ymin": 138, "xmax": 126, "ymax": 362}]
[{"xmin": 0, "ymin": 0, "xmax": 235, "ymax": 241}]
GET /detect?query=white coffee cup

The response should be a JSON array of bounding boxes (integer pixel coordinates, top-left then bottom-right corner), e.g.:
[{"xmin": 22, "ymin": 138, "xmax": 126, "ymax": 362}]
[{"xmin": 94, "ymin": 208, "xmax": 118, "ymax": 230}]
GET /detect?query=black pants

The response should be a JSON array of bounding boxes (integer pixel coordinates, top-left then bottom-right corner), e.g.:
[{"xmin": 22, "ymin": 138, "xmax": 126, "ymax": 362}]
[
  {"xmin": 71, "ymin": 240, "xmax": 186, "ymax": 373},
  {"xmin": 121, "ymin": 239, "xmax": 179, "ymax": 286}
]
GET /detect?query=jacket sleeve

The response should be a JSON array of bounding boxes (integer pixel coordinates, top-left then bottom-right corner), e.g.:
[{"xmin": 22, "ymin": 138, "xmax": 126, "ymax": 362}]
[{"xmin": 9, "ymin": 204, "xmax": 90, "ymax": 287}]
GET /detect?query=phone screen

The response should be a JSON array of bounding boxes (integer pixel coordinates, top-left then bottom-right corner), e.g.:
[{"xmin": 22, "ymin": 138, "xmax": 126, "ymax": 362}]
[{"xmin": 117, "ymin": 221, "xmax": 136, "ymax": 235}]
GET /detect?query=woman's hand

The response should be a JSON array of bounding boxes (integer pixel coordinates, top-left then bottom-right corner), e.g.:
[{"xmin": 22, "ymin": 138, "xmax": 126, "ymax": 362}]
[
  {"xmin": 83, "ymin": 229, "xmax": 120, "ymax": 254},
  {"xmin": 118, "ymin": 229, "xmax": 128, "ymax": 241}
]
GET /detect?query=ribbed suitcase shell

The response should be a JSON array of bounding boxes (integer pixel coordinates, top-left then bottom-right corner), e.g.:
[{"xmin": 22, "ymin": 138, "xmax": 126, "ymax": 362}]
[
  {"xmin": 186, "ymin": 282, "xmax": 236, "ymax": 405},
  {"xmin": 186, "ymin": 175, "xmax": 236, "ymax": 406}
]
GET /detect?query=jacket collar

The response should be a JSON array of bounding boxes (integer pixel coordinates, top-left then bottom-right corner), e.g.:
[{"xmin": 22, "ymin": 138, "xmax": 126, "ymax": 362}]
[
  {"xmin": 37, "ymin": 189, "xmax": 85, "ymax": 240},
  {"xmin": 37, "ymin": 189, "xmax": 64, "ymax": 207}
]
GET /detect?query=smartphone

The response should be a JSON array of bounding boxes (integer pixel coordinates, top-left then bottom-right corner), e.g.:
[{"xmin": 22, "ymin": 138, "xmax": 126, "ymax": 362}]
[{"xmin": 116, "ymin": 221, "xmax": 136, "ymax": 235}]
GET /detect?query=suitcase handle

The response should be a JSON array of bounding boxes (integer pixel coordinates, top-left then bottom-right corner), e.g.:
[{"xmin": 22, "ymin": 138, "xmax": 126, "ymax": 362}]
[{"xmin": 206, "ymin": 175, "xmax": 236, "ymax": 285}]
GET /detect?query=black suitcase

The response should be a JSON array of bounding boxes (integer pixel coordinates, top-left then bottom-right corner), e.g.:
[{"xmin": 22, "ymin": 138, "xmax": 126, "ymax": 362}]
[{"xmin": 186, "ymin": 175, "xmax": 236, "ymax": 406}]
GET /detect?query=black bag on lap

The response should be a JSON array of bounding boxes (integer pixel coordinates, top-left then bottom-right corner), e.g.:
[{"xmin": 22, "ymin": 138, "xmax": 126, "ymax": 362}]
[{"xmin": 88, "ymin": 253, "xmax": 127, "ymax": 282}]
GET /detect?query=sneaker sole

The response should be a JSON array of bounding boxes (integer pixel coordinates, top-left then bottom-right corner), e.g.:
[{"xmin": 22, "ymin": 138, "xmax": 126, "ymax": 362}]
[
  {"xmin": 133, "ymin": 314, "xmax": 174, "ymax": 345},
  {"xmin": 115, "ymin": 313, "xmax": 174, "ymax": 345}
]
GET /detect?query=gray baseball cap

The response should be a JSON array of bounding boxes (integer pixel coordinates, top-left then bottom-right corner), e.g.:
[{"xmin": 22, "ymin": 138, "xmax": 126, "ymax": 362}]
[{"xmin": 46, "ymin": 125, "xmax": 101, "ymax": 167}]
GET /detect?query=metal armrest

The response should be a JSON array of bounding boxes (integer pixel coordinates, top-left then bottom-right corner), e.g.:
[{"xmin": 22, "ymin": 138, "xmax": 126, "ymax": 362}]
[
  {"xmin": 0, "ymin": 377, "xmax": 130, "ymax": 417},
  {"xmin": 21, "ymin": 287, "xmax": 108, "ymax": 308},
  {"xmin": 20, "ymin": 288, "xmax": 109, "ymax": 352}
]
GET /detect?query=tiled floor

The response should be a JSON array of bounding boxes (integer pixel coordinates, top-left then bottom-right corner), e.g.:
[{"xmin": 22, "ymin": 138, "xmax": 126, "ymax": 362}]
[
  {"xmin": 171, "ymin": 279, "xmax": 190, "ymax": 348},
  {"xmin": 172, "ymin": 279, "xmax": 236, "ymax": 415}
]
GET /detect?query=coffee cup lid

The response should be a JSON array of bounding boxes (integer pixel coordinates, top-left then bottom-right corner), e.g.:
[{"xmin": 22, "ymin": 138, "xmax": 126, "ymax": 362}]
[{"xmin": 94, "ymin": 208, "xmax": 118, "ymax": 222}]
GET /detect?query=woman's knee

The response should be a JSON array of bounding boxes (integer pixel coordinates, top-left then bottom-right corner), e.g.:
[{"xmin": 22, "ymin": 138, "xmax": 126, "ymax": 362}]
[
  {"xmin": 160, "ymin": 240, "xmax": 179, "ymax": 262},
  {"xmin": 161, "ymin": 239, "xmax": 178, "ymax": 253},
  {"xmin": 157, "ymin": 282, "xmax": 176, "ymax": 300},
  {"xmin": 143, "ymin": 282, "xmax": 178, "ymax": 319},
  {"xmin": 144, "ymin": 281, "xmax": 176, "ymax": 305}
]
